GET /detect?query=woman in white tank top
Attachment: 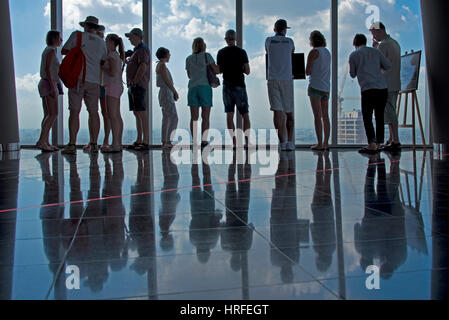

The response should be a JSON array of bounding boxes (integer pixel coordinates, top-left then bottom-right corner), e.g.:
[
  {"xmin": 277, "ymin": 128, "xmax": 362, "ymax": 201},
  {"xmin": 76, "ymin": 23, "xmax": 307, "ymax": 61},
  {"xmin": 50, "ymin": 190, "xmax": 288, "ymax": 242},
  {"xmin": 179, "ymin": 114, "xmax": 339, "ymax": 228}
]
[
  {"xmin": 36, "ymin": 30, "xmax": 63, "ymax": 152},
  {"xmin": 306, "ymin": 30, "xmax": 331, "ymax": 151},
  {"xmin": 101, "ymin": 34, "xmax": 125, "ymax": 153}
]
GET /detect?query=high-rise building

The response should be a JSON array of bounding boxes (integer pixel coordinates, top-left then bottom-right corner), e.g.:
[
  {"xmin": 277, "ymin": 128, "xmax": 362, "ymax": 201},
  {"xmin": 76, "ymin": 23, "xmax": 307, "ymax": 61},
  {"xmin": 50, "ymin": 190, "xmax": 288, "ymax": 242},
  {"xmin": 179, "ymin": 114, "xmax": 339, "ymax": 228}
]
[{"xmin": 338, "ymin": 109, "xmax": 367, "ymax": 144}]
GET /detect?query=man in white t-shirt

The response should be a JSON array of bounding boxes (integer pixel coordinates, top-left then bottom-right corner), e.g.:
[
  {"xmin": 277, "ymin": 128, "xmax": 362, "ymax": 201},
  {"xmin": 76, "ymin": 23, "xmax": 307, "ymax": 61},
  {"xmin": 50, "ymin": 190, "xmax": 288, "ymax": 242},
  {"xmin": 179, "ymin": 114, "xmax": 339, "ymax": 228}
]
[
  {"xmin": 265, "ymin": 19, "xmax": 295, "ymax": 151},
  {"xmin": 61, "ymin": 16, "xmax": 107, "ymax": 154}
]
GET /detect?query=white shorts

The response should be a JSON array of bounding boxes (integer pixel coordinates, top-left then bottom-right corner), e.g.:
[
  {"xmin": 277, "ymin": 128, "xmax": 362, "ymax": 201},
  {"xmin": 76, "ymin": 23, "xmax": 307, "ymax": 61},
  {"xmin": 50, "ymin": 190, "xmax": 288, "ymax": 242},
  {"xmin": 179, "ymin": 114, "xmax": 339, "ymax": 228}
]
[{"xmin": 267, "ymin": 80, "xmax": 294, "ymax": 113}]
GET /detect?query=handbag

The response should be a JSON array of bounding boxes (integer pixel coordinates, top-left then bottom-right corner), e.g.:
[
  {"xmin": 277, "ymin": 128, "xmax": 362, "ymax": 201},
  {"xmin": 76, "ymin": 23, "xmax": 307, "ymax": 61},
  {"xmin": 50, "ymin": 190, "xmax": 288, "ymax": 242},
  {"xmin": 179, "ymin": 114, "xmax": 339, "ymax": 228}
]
[{"xmin": 204, "ymin": 53, "xmax": 220, "ymax": 88}]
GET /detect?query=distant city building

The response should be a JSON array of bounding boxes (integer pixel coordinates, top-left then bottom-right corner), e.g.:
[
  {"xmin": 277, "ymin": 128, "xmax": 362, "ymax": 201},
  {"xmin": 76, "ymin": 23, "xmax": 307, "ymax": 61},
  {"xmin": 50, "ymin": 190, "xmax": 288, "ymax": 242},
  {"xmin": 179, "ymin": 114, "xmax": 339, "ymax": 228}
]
[{"xmin": 338, "ymin": 109, "xmax": 367, "ymax": 144}]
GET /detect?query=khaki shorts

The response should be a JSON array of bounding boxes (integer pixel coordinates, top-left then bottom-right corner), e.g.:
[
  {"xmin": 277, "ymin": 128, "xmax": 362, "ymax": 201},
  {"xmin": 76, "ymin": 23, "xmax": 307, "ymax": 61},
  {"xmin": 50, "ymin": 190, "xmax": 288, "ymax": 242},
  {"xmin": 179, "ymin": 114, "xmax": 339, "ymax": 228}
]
[
  {"xmin": 68, "ymin": 81, "xmax": 100, "ymax": 112},
  {"xmin": 267, "ymin": 80, "xmax": 294, "ymax": 113},
  {"xmin": 384, "ymin": 91, "xmax": 399, "ymax": 124}
]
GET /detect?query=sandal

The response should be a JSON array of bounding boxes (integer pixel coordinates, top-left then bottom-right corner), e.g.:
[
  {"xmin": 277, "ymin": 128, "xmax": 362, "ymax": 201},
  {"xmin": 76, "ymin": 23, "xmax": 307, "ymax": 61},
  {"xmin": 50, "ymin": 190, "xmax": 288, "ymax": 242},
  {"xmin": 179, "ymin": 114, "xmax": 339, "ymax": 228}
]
[
  {"xmin": 311, "ymin": 144, "xmax": 324, "ymax": 151},
  {"xmin": 135, "ymin": 143, "xmax": 150, "ymax": 151},
  {"xmin": 359, "ymin": 147, "xmax": 379, "ymax": 154},
  {"xmin": 101, "ymin": 145, "xmax": 122, "ymax": 153},
  {"xmin": 36, "ymin": 142, "xmax": 54, "ymax": 153},
  {"xmin": 125, "ymin": 141, "xmax": 141, "ymax": 150}
]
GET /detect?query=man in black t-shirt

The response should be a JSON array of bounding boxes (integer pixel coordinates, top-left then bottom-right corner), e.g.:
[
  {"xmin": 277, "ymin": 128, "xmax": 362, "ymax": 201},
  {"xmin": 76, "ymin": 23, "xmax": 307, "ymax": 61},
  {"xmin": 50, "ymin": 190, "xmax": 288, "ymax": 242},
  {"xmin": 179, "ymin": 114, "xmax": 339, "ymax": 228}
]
[{"xmin": 217, "ymin": 30, "xmax": 251, "ymax": 148}]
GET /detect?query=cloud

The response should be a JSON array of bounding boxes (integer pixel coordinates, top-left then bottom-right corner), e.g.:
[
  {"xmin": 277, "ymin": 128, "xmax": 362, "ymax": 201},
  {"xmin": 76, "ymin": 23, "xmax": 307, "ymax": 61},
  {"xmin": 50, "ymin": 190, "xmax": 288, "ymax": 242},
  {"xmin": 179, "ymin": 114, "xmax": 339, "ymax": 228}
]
[{"xmin": 16, "ymin": 73, "xmax": 40, "ymax": 92}]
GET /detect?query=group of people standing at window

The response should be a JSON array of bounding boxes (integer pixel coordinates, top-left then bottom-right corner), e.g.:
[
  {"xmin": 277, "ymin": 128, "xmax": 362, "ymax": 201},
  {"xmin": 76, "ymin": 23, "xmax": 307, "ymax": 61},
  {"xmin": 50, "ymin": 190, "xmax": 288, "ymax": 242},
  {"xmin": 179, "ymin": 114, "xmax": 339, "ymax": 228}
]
[{"xmin": 36, "ymin": 16, "xmax": 401, "ymax": 154}]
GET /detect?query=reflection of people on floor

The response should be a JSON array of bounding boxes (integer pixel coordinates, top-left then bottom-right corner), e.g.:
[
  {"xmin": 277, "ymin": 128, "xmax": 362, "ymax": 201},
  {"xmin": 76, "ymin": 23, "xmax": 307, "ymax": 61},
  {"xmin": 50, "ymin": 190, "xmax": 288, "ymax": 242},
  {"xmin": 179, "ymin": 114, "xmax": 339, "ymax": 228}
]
[
  {"xmin": 129, "ymin": 151, "xmax": 156, "ymax": 274},
  {"xmin": 80, "ymin": 153, "xmax": 109, "ymax": 292},
  {"xmin": 102, "ymin": 153, "xmax": 127, "ymax": 272},
  {"xmin": 37, "ymin": 152, "xmax": 66, "ymax": 299},
  {"xmin": 270, "ymin": 152, "xmax": 301, "ymax": 283},
  {"xmin": 189, "ymin": 162, "xmax": 222, "ymax": 264},
  {"xmin": 159, "ymin": 150, "xmax": 180, "ymax": 252},
  {"xmin": 221, "ymin": 154, "xmax": 253, "ymax": 271},
  {"xmin": 354, "ymin": 153, "xmax": 407, "ymax": 279},
  {"xmin": 310, "ymin": 151, "xmax": 336, "ymax": 273},
  {"xmin": 61, "ymin": 153, "xmax": 87, "ymax": 262},
  {"xmin": 127, "ymin": 151, "xmax": 158, "ymax": 298}
]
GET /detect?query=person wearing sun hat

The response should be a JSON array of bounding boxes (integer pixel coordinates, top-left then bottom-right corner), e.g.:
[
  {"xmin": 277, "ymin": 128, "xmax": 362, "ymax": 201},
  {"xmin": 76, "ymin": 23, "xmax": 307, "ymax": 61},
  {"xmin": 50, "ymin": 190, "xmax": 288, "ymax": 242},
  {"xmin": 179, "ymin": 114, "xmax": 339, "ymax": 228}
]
[{"xmin": 61, "ymin": 16, "xmax": 107, "ymax": 155}]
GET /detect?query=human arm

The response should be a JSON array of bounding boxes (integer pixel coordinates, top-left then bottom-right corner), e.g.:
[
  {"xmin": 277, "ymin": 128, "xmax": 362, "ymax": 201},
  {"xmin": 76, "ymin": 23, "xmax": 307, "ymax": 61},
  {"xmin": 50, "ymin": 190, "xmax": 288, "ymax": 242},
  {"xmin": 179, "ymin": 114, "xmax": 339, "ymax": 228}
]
[
  {"xmin": 61, "ymin": 31, "xmax": 77, "ymax": 55},
  {"xmin": 45, "ymin": 50, "xmax": 57, "ymax": 97},
  {"xmin": 243, "ymin": 63, "xmax": 250, "ymax": 75},
  {"xmin": 159, "ymin": 63, "xmax": 179, "ymax": 101},
  {"xmin": 379, "ymin": 50, "xmax": 392, "ymax": 71},
  {"xmin": 349, "ymin": 53, "xmax": 357, "ymax": 79},
  {"xmin": 206, "ymin": 53, "xmax": 220, "ymax": 74},
  {"xmin": 305, "ymin": 49, "xmax": 319, "ymax": 76},
  {"xmin": 130, "ymin": 49, "xmax": 150, "ymax": 86},
  {"xmin": 242, "ymin": 50, "xmax": 250, "ymax": 75}
]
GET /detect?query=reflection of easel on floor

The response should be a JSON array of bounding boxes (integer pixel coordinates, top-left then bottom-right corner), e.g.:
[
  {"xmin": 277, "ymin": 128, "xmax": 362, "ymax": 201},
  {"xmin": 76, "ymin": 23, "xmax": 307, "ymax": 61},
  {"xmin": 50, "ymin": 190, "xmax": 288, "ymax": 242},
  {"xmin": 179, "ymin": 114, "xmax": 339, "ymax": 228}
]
[
  {"xmin": 399, "ymin": 150, "xmax": 426, "ymax": 211},
  {"xmin": 397, "ymin": 90, "xmax": 426, "ymax": 147}
]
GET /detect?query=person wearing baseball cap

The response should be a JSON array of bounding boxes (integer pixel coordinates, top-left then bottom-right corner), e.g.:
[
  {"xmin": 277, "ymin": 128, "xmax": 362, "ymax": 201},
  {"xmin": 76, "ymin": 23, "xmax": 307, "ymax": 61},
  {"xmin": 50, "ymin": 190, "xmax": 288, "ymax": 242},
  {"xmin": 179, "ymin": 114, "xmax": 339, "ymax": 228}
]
[
  {"xmin": 265, "ymin": 19, "xmax": 296, "ymax": 152},
  {"xmin": 61, "ymin": 16, "xmax": 107, "ymax": 155},
  {"xmin": 370, "ymin": 22, "xmax": 402, "ymax": 151},
  {"xmin": 125, "ymin": 28, "xmax": 151, "ymax": 151},
  {"xmin": 217, "ymin": 29, "xmax": 252, "ymax": 148}
]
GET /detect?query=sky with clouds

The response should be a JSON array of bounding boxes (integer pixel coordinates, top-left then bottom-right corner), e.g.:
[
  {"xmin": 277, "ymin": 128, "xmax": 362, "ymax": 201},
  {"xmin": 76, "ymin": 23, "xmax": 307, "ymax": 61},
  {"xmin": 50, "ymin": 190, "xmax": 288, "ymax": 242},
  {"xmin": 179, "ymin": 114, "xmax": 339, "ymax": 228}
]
[{"xmin": 10, "ymin": 0, "xmax": 425, "ymax": 144}]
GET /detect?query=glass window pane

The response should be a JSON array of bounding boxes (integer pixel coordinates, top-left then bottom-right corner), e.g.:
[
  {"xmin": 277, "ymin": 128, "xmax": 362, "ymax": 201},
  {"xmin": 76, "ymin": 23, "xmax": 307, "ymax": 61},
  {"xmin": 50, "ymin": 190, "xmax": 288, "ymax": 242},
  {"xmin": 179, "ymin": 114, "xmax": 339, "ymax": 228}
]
[
  {"xmin": 10, "ymin": 0, "xmax": 50, "ymax": 145},
  {"xmin": 338, "ymin": 0, "xmax": 427, "ymax": 145}
]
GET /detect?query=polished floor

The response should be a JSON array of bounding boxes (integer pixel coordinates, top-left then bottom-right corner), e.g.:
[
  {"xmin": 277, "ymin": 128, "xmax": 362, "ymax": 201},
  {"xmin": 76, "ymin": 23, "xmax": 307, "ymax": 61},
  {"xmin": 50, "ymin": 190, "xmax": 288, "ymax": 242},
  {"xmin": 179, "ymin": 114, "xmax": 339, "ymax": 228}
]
[{"xmin": 0, "ymin": 148, "xmax": 448, "ymax": 300}]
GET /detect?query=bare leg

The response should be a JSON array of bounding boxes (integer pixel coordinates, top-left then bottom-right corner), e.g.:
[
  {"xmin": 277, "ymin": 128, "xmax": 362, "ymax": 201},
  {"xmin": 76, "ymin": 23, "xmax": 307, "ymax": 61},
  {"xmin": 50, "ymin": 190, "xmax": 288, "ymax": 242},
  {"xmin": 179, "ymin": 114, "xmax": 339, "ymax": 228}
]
[
  {"xmin": 320, "ymin": 98, "xmax": 330, "ymax": 148},
  {"xmin": 273, "ymin": 111, "xmax": 286, "ymax": 143},
  {"xmin": 88, "ymin": 109, "xmax": 100, "ymax": 144},
  {"xmin": 107, "ymin": 96, "xmax": 123, "ymax": 148},
  {"xmin": 133, "ymin": 111, "xmax": 143, "ymax": 144},
  {"xmin": 201, "ymin": 107, "xmax": 211, "ymax": 143},
  {"xmin": 190, "ymin": 107, "xmax": 200, "ymax": 145},
  {"xmin": 286, "ymin": 112, "xmax": 294, "ymax": 143},
  {"xmin": 309, "ymin": 96, "xmax": 323, "ymax": 147},
  {"xmin": 68, "ymin": 108, "xmax": 81, "ymax": 145},
  {"xmin": 100, "ymin": 97, "xmax": 111, "ymax": 146},
  {"xmin": 242, "ymin": 113, "xmax": 251, "ymax": 146},
  {"xmin": 226, "ymin": 112, "xmax": 236, "ymax": 146},
  {"xmin": 37, "ymin": 96, "xmax": 58, "ymax": 150}
]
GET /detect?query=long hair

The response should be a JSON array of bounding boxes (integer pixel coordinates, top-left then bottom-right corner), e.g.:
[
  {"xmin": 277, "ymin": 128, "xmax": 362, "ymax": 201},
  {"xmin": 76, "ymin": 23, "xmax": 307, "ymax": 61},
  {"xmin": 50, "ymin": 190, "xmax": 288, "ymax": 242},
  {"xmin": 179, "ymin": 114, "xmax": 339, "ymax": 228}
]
[
  {"xmin": 192, "ymin": 37, "xmax": 206, "ymax": 54},
  {"xmin": 310, "ymin": 30, "xmax": 327, "ymax": 47},
  {"xmin": 106, "ymin": 33, "xmax": 125, "ymax": 63}
]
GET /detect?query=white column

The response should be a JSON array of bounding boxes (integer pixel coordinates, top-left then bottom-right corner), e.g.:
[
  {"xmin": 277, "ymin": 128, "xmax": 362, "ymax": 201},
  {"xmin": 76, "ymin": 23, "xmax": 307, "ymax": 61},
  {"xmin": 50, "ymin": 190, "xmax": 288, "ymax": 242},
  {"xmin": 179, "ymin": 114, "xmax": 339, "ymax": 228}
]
[
  {"xmin": 236, "ymin": 0, "xmax": 243, "ymax": 131},
  {"xmin": 0, "ymin": 0, "xmax": 20, "ymax": 151},
  {"xmin": 51, "ymin": 0, "xmax": 64, "ymax": 146},
  {"xmin": 143, "ymin": 0, "xmax": 153, "ymax": 145},
  {"xmin": 331, "ymin": 0, "xmax": 339, "ymax": 146}
]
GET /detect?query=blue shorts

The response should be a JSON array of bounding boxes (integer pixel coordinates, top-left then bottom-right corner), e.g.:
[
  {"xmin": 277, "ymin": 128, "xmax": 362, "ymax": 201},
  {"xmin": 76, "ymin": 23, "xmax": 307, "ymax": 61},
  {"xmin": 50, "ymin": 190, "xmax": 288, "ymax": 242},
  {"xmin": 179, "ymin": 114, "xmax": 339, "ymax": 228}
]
[
  {"xmin": 308, "ymin": 86, "xmax": 329, "ymax": 100},
  {"xmin": 188, "ymin": 85, "xmax": 213, "ymax": 107},
  {"xmin": 223, "ymin": 84, "xmax": 249, "ymax": 115}
]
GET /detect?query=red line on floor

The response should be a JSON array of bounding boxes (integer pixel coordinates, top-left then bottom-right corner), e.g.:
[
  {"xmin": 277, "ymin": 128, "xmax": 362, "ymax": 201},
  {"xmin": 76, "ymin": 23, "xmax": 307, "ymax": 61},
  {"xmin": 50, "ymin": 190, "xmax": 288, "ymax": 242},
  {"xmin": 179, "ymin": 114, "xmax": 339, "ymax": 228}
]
[{"xmin": 0, "ymin": 152, "xmax": 447, "ymax": 214}]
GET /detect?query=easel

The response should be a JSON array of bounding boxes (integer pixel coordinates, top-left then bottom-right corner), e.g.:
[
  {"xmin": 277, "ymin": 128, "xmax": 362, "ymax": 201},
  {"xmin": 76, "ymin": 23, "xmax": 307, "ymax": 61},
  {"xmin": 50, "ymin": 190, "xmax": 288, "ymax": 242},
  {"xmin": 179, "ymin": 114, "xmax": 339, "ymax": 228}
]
[{"xmin": 397, "ymin": 89, "xmax": 426, "ymax": 147}]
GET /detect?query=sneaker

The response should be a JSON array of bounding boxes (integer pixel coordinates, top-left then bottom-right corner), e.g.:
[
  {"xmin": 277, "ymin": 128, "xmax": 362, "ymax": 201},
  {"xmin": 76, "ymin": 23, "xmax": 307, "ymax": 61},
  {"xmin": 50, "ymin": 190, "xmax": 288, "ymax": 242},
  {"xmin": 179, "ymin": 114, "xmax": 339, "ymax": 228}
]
[
  {"xmin": 61, "ymin": 144, "xmax": 77, "ymax": 155},
  {"xmin": 286, "ymin": 141, "xmax": 295, "ymax": 151},
  {"xmin": 278, "ymin": 142, "xmax": 288, "ymax": 152}
]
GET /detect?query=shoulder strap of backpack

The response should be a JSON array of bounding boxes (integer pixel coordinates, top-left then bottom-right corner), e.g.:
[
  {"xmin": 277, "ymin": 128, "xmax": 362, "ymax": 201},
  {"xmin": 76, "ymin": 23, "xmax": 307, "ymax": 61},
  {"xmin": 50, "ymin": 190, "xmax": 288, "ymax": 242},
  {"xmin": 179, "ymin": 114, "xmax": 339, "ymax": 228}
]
[
  {"xmin": 76, "ymin": 31, "xmax": 87, "ymax": 85},
  {"xmin": 76, "ymin": 31, "xmax": 82, "ymax": 49}
]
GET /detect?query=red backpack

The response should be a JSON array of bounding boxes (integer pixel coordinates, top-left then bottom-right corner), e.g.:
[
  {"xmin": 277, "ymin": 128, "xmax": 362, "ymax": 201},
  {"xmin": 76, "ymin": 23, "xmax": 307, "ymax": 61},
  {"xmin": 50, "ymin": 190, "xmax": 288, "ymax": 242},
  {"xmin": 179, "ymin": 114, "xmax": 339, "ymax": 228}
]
[{"xmin": 59, "ymin": 31, "xmax": 86, "ymax": 89}]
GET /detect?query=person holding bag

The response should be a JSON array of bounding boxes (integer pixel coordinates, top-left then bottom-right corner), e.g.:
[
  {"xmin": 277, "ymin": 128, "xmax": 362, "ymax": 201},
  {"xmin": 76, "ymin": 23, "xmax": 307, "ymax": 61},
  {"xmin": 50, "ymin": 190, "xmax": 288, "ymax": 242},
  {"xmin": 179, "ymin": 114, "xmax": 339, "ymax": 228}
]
[{"xmin": 185, "ymin": 37, "xmax": 220, "ymax": 148}]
